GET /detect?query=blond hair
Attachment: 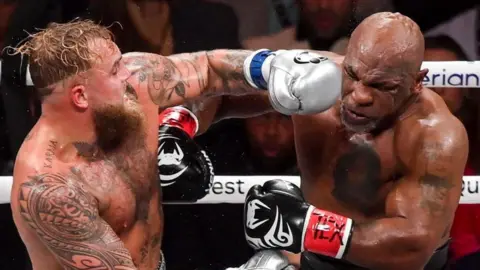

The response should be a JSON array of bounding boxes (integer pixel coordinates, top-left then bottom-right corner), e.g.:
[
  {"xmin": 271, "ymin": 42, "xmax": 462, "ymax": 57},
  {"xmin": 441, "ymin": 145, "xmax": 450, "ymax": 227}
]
[{"xmin": 13, "ymin": 19, "xmax": 114, "ymax": 99}]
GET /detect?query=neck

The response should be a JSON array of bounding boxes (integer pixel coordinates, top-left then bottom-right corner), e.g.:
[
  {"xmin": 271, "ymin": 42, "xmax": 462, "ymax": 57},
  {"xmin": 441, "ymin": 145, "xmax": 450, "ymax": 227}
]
[
  {"xmin": 368, "ymin": 93, "xmax": 420, "ymax": 136},
  {"xmin": 41, "ymin": 104, "xmax": 96, "ymax": 146},
  {"xmin": 397, "ymin": 93, "xmax": 421, "ymax": 121}
]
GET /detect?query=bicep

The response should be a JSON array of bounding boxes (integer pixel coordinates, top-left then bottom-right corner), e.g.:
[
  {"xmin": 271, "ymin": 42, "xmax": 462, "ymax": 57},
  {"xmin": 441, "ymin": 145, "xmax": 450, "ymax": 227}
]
[
  {"xmin": 124, "ymin": 52, "xmax": 210, "ymax": 108},
  {"xmin": 18, "ymin": 173, "xmax": 135, "ymax": 269},
  {"xmin": 387, "ymin": 128, "xmax": 468, "ymax": 239}
]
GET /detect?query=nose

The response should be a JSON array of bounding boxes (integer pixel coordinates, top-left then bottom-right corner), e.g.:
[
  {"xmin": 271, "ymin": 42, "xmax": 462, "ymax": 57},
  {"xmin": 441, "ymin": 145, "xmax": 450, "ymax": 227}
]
[
  {"xmin": 351, "ymin": 84, "xmax": 374, "ymax": 106},
  {"xmin": 265, "ymin": 122, "xmax": 279, "ymax": 137}
]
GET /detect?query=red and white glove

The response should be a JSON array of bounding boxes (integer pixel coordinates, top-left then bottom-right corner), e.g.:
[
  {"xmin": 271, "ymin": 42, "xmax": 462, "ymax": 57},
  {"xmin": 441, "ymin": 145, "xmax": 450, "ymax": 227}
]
[
  {"xmin": 244, "ymin": 179, "xmax": 354, "ymax": 259},
  {"xmin": 158, "ymin": 106, "xmax": 213, "ymax": 202}
]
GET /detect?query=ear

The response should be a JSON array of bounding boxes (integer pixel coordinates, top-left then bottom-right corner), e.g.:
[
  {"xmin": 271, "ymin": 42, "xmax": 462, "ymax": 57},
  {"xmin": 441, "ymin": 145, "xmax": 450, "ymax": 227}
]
[
  {"xmin": 412, "ymin": 68, "xmax": 428, "ymax": 93},
  {"xmin": 71, "ymin": 85, "xmax": 88, "ymax": 110}
]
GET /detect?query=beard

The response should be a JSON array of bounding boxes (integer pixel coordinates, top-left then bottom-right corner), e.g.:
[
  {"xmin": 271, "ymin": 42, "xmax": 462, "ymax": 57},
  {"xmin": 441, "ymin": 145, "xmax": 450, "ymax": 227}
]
[{"xmin": 92, "ymin": 102, "xmax": 144, "ymax": 153}]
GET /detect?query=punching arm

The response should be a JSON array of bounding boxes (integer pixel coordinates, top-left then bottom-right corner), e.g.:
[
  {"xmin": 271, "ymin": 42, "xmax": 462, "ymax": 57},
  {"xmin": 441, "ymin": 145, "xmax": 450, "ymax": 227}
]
[{"xmin": 123, "ymin": 50, "xmax": 257, "ymax": 109}]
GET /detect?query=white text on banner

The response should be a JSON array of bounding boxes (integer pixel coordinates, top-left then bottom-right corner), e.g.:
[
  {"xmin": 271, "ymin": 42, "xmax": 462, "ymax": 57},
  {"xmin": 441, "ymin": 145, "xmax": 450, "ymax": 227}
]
[
  {"xmin": 165, "ymin": 176, "xmax": 480, "ymax": 205},
  {"xmin": 0, "ymin": 176, "xmax": 478, "ymax": 205}
]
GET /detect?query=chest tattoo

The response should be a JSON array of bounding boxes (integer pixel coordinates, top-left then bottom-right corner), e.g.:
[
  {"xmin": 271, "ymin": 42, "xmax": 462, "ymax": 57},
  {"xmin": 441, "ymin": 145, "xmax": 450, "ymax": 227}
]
[
  {"xmin": 332, "ymin": 143, "xmax": 382, "ymax": 212},
  {"xmin": 73, "ymin": 142, "xmax": 160, "ymax": 222}
]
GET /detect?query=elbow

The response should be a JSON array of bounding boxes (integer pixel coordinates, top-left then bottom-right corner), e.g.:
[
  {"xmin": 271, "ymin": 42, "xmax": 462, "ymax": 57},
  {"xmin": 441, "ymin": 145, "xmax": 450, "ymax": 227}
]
[
  {"xmin": 368, "ymin": 231, "xmax": 437, "ymax": 270},
  {"xmin": 386, "ymin": 232, "xmax": 436, "ymax": 270}
]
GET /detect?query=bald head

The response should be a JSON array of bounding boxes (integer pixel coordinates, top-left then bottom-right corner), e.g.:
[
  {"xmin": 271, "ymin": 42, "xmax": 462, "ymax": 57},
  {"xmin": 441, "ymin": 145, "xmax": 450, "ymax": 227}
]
[
  {"xmin": 348, "ymin": 12, "xmax": 424, "ymax": 73},
  {"xmin": 340, "ymin": 12, "xmax": 428, "ymax": 133}
]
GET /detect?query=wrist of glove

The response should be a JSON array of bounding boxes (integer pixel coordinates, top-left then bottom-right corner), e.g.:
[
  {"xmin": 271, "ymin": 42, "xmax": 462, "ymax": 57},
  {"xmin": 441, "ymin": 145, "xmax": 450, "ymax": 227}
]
[
  {"xmin": 244, "ymin": 179, "xmax": 354, "ymax": 259},
  {"xmin": 243, "ymin": 49, "xmax": 341, "ymax": 115},
  {"xmin": 158, "ymin": 106, "xmax": 213, "ymax": 202},
  {"xmin": 226, "ymin": 250, "xmax": 295, "ymax": 270}
]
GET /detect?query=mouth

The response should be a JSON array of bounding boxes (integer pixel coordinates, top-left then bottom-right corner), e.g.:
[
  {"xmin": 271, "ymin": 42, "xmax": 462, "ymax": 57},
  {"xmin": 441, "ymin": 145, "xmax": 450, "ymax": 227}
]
[
  {"xmin": 344, "ymin": 107, "xmax": 369, "ymax": 121},
  {"xmin": 341, "ymin": 105, "xmax": 377, "ymax": 130}
]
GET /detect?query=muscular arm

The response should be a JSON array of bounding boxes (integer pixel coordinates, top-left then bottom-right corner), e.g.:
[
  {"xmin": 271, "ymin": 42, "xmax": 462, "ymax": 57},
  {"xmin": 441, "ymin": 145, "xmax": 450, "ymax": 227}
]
[
  {"xmin": 124, "ymin": 50, "xmax": 257, "ymax": 109},
  {"xmin": 345, "ymin": 121, "xmax": 468, "ymax": 270},
  {"xmin": 18, "ymin": 173, "xmax": 136, "ymax": 270},
  {"xmin": 185, "ymin": 50, "xmax": 343, "ymax": 133}
]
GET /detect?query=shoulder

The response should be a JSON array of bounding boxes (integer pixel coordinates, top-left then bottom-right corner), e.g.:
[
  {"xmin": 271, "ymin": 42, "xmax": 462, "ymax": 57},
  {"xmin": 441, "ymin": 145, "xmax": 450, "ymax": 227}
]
[
  {"xmin": 397, "ymin": 103, "xmax": 468, "ymax": 172},
  {"xmin": 14, "ymin": 131, "xmax": 54, "ymax": 183},
  {"xmin": 417, "ymin": 114, "xmax": 467, "ymax": 160},
  {"xmin": 417, "ymin": 89, "xmax": 468, "ymax": 151},
  {"xmin": 14, "ymin": 163, "xmax": 97, "ymax": 209},
  {"xmin": 13, "ymin": 131, "xmax": 88, "ymax": 196}
]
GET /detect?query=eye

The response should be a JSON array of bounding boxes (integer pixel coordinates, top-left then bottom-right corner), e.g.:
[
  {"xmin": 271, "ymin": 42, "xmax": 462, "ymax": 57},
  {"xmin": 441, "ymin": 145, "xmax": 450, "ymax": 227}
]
[
  {"xmin": 383, "ymin": 85, "xmax": 399, "ymax": 93},
  {"xmin": 384, "ymin": 86, "xmax": 398, "ymax": 93},
  {"xmin": 344, "ymin": 67, "xmax": 358, "ymax": 80}
]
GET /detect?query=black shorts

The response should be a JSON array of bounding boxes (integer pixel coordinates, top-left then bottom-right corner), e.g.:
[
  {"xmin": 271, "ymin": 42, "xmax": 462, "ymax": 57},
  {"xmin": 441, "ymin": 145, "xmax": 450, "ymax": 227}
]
[{"xmin": 300, "ymin": 240, "xmax": 450, "ymax": 270}]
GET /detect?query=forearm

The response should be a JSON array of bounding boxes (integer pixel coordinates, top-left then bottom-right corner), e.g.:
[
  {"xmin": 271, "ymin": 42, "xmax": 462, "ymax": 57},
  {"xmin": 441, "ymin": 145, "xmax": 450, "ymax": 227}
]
[
  {"xmin": 125, "ymin": 50, "xmax": 261, "ymax": 109},
  {"xmin": 345, "ymin": 217, "xmax": 432, "ymax": 270},
  {"xmin": 204, "ymin": 49, "xmax": 258, "ymax": 95}
]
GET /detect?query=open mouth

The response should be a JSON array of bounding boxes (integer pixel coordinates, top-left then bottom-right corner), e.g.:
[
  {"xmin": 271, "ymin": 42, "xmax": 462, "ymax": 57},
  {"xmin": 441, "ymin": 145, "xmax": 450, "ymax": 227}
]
[{"xmin": 345, "ymin": 108, "xmax": 369, "ymax": 121}]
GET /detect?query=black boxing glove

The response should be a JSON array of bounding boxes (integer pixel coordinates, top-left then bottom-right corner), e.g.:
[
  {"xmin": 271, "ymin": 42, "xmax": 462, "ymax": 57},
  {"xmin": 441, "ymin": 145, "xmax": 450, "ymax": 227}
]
[
  {"xmin": 158, "ymin": 106, "xmax": 213, "ymax": 202},
  {"xmin": 244, "ymin": 180, "xmax": 354, "ymax": 259}
]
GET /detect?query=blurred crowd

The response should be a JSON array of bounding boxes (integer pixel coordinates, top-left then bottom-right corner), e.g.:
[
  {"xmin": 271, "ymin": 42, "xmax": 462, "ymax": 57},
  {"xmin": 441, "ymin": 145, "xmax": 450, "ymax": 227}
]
[{"xmin": 0, "ymin": 0, "xmax": 479, "ymax": 269}]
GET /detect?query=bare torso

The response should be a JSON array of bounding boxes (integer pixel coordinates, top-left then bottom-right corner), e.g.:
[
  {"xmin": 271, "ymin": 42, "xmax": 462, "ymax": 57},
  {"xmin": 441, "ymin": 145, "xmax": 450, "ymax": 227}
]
[
  {"xmin": 294, "ymin": 89, "xmax": 452, "ymax": 246},
  {"xmin": 10, "ymin": 61, "xmax": 162, "ymax": 270}
]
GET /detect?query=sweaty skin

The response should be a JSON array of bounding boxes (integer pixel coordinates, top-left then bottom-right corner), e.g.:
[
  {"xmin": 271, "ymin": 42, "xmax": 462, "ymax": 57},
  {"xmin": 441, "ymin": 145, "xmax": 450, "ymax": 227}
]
[
  {"xmin": 200, "ymin": 13, "xmax": 468, "ymax": 270},
  {"xmin": 10, "ymin": 35, "xmax": 262, "ymax": 270}
]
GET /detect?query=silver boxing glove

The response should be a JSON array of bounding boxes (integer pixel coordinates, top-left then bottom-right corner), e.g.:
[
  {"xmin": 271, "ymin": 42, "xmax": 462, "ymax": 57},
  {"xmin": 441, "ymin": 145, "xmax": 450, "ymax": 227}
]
[
  {"xmin": 226, "ymin": 250, "xmax": 296, "ymax": 270},
  {"xmin": 243, "ymin": 49, "xmax": 341, "ymax": 115}
]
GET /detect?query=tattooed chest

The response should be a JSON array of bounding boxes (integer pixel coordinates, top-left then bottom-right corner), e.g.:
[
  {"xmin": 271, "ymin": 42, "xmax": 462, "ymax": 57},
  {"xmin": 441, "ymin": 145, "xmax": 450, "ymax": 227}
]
[
  {"xmin": 75, "ymin": 148, "xmax": 160, "ymax": 229},
  {"xmin": 329, "ymin": 142, "xmax": 399, "ymax": 215}
]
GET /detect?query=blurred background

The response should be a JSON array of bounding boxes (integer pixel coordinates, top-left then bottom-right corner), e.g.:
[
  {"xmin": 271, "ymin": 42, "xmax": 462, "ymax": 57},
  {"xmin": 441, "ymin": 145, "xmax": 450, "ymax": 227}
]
[{"xmin": 0, "ymin": 0, "xmax": 479, "ymax": 269}]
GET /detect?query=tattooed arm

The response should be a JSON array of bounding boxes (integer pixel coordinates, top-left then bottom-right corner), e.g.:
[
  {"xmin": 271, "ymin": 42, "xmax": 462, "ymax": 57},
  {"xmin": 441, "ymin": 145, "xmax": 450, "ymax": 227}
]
[
  {"xmin": 18, "ymin": 173, "xmax": 137, "ymax": 270},
  {"xmin": 124, "ymin": 50, "xmax": 256, "ymax": 108},
  {"xmin": 344, "ymin": 119, "xmax": 468, "ymax": 270}
]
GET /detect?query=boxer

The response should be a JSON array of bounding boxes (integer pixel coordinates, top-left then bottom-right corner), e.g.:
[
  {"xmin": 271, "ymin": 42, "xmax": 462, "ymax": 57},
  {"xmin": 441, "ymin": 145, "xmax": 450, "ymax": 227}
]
[
  {"xmin": 9, "ymin": 21, "xmax": 341, "ymax": 269},
  {"xmin": 242, "ymin": 12, "xmax": 466, "ymax": 270},
  {"xmin": 193, "ymin": 12, "xmax": 467, "ymax": 270}
]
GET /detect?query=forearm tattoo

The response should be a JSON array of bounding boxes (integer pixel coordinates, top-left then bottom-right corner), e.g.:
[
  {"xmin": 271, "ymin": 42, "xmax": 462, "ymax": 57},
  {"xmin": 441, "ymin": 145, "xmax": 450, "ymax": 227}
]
[
  {"xmin": 19, "ymin": 173, "xmax": 136, "ymax": 269},
  {"xmin": 205, "ymin": 50, "xmax": 253, "ymax": 94},
  {"xmin": 125, "ymin": 50, "xmax": 254, "ymax": 107}
]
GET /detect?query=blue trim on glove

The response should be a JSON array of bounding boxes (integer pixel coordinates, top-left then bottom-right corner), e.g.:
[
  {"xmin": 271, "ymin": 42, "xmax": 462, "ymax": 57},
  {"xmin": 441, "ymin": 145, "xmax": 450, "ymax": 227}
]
[{"xmin": 249, "ymin": 50, "xmax": 273, "ymax": 89}]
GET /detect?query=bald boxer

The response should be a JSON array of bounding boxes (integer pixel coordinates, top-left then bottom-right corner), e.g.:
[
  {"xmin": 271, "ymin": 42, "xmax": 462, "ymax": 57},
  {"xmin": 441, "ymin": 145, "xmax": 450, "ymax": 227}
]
[
  {"xmin": 10, "ymin": 20, "xmax": 341, "ymax": 270},
  {"xmin": 193, "ymin": 12, "xmax": 467, "ymax": 270}
]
